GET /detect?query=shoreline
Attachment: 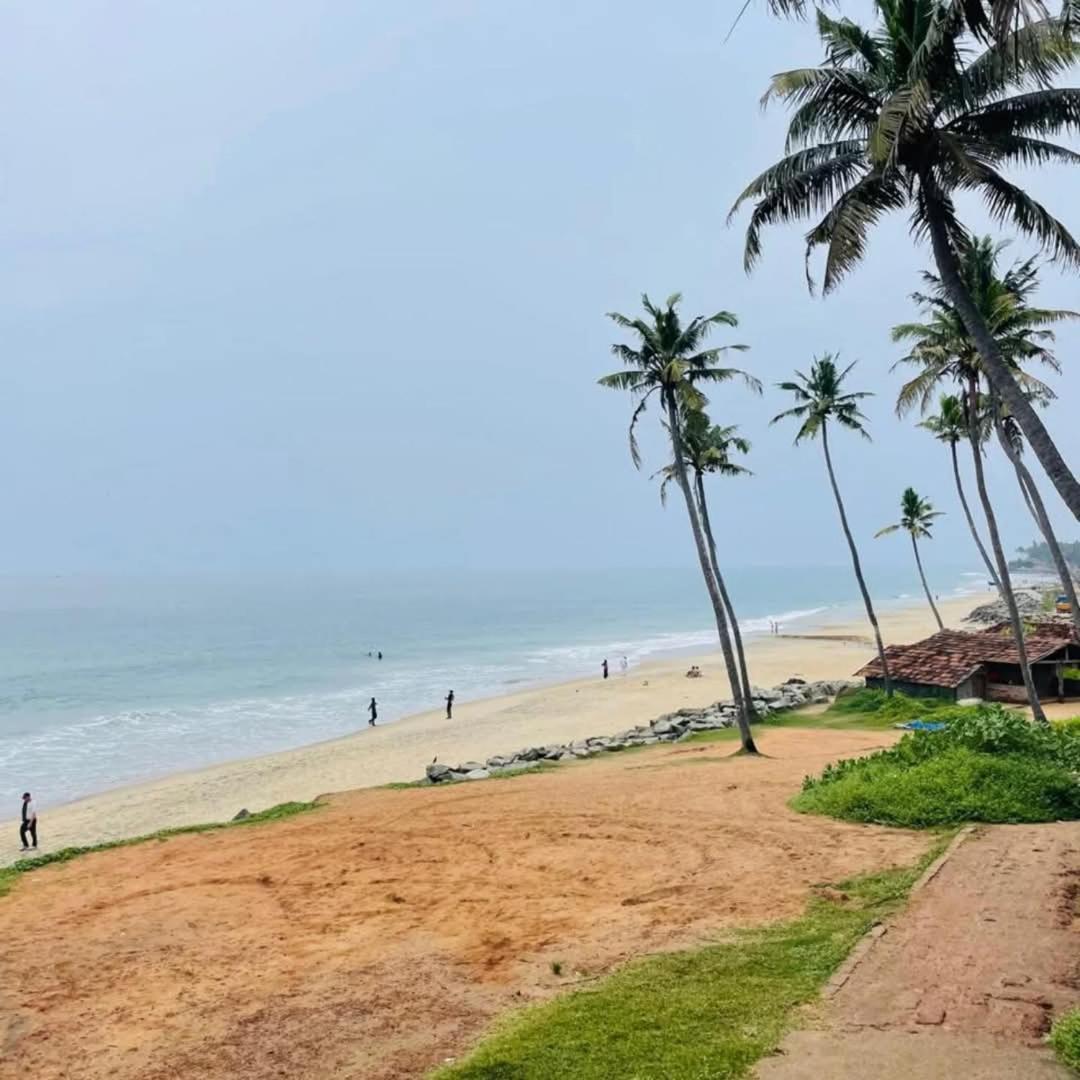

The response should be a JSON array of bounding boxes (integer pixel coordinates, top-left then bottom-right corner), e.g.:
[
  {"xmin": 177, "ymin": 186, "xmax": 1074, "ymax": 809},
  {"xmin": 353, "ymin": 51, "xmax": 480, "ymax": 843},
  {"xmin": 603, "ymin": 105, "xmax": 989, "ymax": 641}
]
[{"xmin": 16, "ymin": 590, "xmax": 995, "ymax": 859}]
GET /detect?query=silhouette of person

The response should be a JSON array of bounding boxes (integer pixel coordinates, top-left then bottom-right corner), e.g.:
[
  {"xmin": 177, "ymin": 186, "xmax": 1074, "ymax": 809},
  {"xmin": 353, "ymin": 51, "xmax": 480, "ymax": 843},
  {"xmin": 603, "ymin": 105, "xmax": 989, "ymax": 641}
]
[
  {"xmin": 377, "ymin": 651, "xmax": 383, "ymax": 660},
  {"xmin": 368, "ymin": 697, "xmax": 378, "ymax": 726},
  {"xmin": 20, "ymin": 792, "xmax": 37, "ymax": 851},
  {"xmin": 446, "ymin": 690, "xmax": 455, "ymax": 719},
  {"xmin": 602, "ymin": 658, "xmax": 609, "ymax": 680}
]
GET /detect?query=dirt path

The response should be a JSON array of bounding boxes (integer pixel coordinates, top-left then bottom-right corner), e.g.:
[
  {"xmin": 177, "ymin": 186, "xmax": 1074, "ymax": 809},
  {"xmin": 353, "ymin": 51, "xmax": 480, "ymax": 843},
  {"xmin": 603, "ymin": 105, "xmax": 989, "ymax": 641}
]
[
  {"xmin": 0, "ymin": 727, "xmax": 927, "ymax": 1080},
  {"xmin": 756, "ymin": 823, "xmax": 1080, "ymax": 1080}
]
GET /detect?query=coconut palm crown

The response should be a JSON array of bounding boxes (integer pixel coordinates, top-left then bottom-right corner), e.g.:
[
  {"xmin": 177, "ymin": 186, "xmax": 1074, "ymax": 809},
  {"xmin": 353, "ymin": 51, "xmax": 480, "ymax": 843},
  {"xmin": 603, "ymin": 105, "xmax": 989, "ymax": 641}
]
[
  {"xmin": 876, "ymin": 487, "xmax": 945, "ymax": 541},
  {"xmin": 598, "ymin": 293, "xmax": 759, "ymax": 467},
  {"xmin": 892, "ymin": 236, "xmax": 1077, "ymax": 416},
  {"xmin": 771, "ymin": 354, "xmax": 873, "ymax": 442}
]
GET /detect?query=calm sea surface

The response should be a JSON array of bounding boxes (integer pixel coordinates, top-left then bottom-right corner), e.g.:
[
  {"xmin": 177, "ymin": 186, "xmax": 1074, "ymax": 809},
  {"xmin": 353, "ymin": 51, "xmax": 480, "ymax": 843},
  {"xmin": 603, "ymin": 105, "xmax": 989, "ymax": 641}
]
[{"xmin": 0, "ymin": 564, "xmax": 987, "ymax": 807}]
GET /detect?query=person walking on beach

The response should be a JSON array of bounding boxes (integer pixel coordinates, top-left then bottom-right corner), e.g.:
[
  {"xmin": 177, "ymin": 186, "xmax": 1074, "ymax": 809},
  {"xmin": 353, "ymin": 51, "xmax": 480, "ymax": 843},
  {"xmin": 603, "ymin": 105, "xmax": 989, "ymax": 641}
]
[
  {"xmin": 368, "ymin": 697, "xmax": 378, "ymax": 726},
  {"xmin": 620, "ymin": 655, "xmax": 629, "ymax": 675},
  {"xmin": 19, "ymin": 792, "xmax": 37, "ymax": 851},
  {"xmin": 445, "ymin": 690, "xmax": 455, "ymax": 719},
  {"xmin": 602, "ymin": 658, "xmax": 609, "ymax": 680}
]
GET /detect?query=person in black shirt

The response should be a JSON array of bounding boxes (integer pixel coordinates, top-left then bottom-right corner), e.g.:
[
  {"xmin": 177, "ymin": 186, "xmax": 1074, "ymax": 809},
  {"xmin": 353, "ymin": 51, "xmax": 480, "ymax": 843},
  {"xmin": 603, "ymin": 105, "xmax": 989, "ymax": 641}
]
[
  {"xmin": 368, "ymin": 698, "xmax": 378, "ymax": 726},
  {"xmin": 20, "ymin": 792, "xmax": 37, "ymax": 851},
  {"xmin": 445, "ymin": 690, "xmax": 455, "ymax": 719}
]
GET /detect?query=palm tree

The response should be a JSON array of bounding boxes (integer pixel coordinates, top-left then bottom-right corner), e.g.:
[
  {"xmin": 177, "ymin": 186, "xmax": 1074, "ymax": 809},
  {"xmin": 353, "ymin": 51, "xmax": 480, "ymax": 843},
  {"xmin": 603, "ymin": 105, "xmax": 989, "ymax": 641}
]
[
  {"xmin": 771, "ymin": 355, "xmax": 892, "ymax": 695},
  {"xmin": 599, "ymin": 293, "xmax": 762, "ymax": 752},
  {"xmin": 729, "ymin": 0, "xmax": 1080, "ymax": 521},
  {"xmin": 893, "ymin": 237, "xmax": 1076, "ymax": 717},
  {"xmin": 654, "ymin": 408, "xmax": 756, "ymax": 711},
  {"xmin": 919, "ymin": 395, "xmax": 1001, "ymax": 590},
  {"xmin": 876, "ymin": 488, "xmax": 946, "ymax": 630}
]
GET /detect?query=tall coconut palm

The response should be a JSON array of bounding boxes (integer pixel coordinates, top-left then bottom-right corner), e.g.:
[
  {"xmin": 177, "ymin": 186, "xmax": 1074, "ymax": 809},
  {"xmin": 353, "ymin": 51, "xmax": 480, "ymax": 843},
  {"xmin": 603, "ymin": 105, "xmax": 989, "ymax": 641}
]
[
  {"xmin": 729, "ymin": 0, "xmax": 1080, "ymax": 521},
  {"xmin": 919, "ymin": 395, "xmax": 1001, "ymax": 590},
  {"xmin": 893, "ymin": 237, "xmax": 1076, "ymax": 718},
  {"xmin": 771, "ymin": 355, "xmax": 892, "ymax": 694},
  {"xmin": 654, "ymin": 407, "xmax": 756, "ymax": 711},
  {"xmin": 876, "ymin": 488, "xmax": 946, "ymax": 629},
  {"xmin": 599, "ymin": 293, "xmax": 762, "ymax": 752}
]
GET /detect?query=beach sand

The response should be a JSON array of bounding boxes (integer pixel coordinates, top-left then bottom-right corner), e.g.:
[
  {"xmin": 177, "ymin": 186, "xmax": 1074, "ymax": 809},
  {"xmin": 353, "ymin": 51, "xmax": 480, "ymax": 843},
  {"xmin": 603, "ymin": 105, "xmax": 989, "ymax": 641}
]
[{"xmin": 25, "ymin": 592, "xmax": 991, "ymax": 856}]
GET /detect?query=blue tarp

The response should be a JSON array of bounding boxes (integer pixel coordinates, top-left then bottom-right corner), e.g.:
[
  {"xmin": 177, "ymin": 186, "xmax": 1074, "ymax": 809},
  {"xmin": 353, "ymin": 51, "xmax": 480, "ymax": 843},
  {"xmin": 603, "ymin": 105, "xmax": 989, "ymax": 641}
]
[{"xmin": 895, "ymin": 719, "xmax": 948, "ymax": 732}]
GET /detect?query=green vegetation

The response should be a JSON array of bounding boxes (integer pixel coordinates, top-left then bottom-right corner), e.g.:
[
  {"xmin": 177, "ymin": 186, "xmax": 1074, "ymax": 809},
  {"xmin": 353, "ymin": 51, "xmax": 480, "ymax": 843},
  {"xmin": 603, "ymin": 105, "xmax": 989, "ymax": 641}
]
[
  {"xmin": 0, "ymin": 800, "xmax": 318, "ymax": 900},
  {"xmin": 1011, "ymin": 539, "xmax": 1080, "ymax": 575},
  {"xmin": 795, "ymin": 706, "xmax": 1080, "ymax": 827},
  {"xmin": 434, "ymin": 839, "xmax": 950, "ymax": 1080},
  {"xmin": 1050, "ymin": 1008, "xmax": 1080, "ymax": 1073}
]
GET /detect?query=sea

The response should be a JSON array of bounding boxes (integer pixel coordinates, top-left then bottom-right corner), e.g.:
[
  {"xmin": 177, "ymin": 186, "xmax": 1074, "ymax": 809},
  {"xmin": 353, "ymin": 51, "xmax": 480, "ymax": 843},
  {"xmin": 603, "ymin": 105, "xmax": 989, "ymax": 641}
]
[{"xmin": 0, "ymin": 564, "xmax": 990, "ymax": 809}]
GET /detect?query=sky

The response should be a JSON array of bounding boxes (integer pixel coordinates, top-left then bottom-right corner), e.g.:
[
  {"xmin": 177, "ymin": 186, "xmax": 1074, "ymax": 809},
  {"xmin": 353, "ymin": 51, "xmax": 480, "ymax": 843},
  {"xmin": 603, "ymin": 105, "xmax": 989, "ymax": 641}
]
[{"xmin": 1, "ymin": 0, "xmax": 1077, "ymax": 575}]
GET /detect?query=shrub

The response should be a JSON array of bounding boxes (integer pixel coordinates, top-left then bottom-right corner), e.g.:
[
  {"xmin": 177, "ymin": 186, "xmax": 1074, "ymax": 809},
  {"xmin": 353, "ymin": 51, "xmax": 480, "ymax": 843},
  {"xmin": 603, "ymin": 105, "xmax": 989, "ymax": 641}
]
[
  {"xmin": 795, "ymin": 704, "xmax": 1080, "ymax": 828},
  {"xmin": 827, "ymin": 688, "xmax": 951, "ymax": 722},
  {"xmin": 794, "ymin": 747, "xmax": 1080, "ymax": 827},
  {"xmin": 1050, "ymin": 1008, "xmax": 1080, "ymax": 1073}
]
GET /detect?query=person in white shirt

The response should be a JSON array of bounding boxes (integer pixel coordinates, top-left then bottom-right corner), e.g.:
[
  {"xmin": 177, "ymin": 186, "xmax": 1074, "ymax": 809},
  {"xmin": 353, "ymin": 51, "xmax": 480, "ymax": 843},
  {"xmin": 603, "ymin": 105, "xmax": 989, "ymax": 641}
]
[{"xmin": 20, "ymin": 792, "xmax": 37, "ymax": 851}]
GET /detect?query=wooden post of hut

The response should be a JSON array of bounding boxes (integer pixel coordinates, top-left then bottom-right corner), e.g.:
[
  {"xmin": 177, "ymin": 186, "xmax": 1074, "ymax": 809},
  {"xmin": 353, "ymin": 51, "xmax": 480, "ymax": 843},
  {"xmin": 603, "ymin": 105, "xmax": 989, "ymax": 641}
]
[{"xmin": 1057, "ymin": 662, "xmax": 1065, "ymax": 703}]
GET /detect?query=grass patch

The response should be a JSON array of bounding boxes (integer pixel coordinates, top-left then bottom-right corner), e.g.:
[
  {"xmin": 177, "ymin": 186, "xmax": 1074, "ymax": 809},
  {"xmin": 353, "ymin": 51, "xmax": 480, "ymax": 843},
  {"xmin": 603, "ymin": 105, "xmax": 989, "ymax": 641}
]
[
  {"xmin": 433, "ymin": 837, "xmax": 951, "ymax": 1080},
  {"xmin": 794, "ymin": 704, "xmax": 1080, "ymax": 828},
  {"xmin": 0, "ymin": 800, "xmax": 318, "ymax": 900},
  {"xmin": 1050, "ymin": 1008, "xmax": 1080, "ymax": 1073}
]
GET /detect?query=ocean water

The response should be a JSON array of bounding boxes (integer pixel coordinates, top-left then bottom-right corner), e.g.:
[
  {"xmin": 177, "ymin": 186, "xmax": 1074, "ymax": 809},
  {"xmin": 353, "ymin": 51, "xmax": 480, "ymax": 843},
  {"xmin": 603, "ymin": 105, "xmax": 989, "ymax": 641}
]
[{"xmin": 0, "ymin": 565, "xmax": 987, "ymax": 808}]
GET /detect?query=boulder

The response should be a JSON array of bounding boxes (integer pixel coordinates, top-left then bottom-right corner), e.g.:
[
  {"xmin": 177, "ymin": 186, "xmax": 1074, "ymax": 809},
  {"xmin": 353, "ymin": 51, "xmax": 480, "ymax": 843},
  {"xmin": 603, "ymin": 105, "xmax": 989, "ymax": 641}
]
[
  {"xmin": 464, "ymin": 768, "xmax": 490, "ymax": 781},
  {"xmin": 652, "ymin": 719, "xmax": 678, "ymax": 736},
  {"xmin": 486, "ymin": 755, "xmax": 513, "ymax": 769},
  {"xmin": 232, "ymin": 808, "xmax": 251, "ymax": 821},
  {"xmin": 426, "ymin": 763, "xmax": 452, "ymax": 782}
]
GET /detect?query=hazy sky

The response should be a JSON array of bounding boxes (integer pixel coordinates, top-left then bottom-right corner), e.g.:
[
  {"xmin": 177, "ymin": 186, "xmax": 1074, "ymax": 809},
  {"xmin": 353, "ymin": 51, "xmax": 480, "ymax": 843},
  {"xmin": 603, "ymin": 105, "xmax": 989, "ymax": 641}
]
[{"xmin": 2, "ymin": 0, "xmax": 1077, "ymax": 574}]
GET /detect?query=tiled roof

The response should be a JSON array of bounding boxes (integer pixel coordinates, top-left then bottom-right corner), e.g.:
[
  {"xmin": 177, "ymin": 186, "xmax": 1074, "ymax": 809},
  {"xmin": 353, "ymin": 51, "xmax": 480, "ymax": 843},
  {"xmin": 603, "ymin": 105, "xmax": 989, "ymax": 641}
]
[
  {"xmin": 855, "ymin": 630, "xmax": 987, "ymax": 688},
  {"xmin": 854, "ymin": 621, "xmax": 1078, "ymax": 688}
]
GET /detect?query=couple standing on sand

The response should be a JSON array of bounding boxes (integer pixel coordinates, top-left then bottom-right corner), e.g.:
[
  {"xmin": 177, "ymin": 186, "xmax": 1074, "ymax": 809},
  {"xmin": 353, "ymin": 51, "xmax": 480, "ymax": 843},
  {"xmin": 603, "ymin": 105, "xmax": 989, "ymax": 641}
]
[
  {"xmin": 601, "ymin": 656, "xmax": 629, "ymax": 680},
  {"xmin": 367, "ymin": 690, "xmax": 455, "ymax": 727}
]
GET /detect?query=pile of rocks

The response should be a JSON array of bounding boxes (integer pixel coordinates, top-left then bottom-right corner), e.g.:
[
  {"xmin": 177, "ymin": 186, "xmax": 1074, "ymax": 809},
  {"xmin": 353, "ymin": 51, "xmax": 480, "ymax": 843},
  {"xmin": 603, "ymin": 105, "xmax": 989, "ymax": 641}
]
[
  {"xmin": 423, "ymin": 677, "xmax": 860, "ymax": 784},
  {"xmin": 965, "ymin": 588, "xmax": 1047, "ymax": 626}
]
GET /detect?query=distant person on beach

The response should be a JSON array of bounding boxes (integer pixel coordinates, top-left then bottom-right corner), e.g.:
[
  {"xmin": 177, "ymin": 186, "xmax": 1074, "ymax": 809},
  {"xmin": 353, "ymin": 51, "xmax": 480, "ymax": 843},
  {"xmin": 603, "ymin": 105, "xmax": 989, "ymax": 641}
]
[
  {"xmin": 620, "ymin": 655, "xmax": 629, "ymax": 675},
  {"xmin": 602, "ymin": 658, "xmax": 609, "ymax": 680},
  {"xmin": 19, "ymin": 792, "xmax": 37, "ymax": 851},
  {"xmin": 368, "ymin": 698, "xmax": 378, "ymax": 726},
  {"xmin": 446, "ymin": 690, "xmax": 455, "ymax": 719},
  {"xmin": 377, "ymin": 651, "xmax": 383, "ymax": 660}
]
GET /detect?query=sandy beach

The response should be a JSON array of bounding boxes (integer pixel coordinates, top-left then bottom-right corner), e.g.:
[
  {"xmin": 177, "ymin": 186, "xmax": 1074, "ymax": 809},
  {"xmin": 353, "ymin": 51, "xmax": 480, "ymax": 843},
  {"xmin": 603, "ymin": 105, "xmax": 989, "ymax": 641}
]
[{"xmin": 20, "ymin": 593, "xmax": 991, "ymax": 857}]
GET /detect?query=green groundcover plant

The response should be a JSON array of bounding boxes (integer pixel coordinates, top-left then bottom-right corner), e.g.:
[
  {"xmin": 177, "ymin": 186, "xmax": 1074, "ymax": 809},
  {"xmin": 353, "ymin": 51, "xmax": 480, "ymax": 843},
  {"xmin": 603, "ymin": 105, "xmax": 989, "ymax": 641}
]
[
  {"xmin": 794, "ymin": 703, "xmax": 1080, "ymax": 827},
  {"xmin": 1050, "ymin": 1008, "xmax": 1080, "ymax": 1073}
]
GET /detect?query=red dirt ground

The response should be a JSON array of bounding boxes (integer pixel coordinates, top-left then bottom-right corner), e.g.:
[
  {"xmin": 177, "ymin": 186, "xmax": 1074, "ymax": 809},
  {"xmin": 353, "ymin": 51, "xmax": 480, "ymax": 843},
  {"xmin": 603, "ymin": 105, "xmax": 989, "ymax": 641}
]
[{"xmin": 0, "ymin": 728, "xmax": 928, "ymax": 1080}]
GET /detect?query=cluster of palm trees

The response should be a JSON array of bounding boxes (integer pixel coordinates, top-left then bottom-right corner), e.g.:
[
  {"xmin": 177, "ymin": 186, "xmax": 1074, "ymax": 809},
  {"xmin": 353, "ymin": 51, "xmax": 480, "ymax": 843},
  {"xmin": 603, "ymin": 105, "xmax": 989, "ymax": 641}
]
[{"xmin": 600, "ymin": 0, "xmax": 1080, "ymax": 742}]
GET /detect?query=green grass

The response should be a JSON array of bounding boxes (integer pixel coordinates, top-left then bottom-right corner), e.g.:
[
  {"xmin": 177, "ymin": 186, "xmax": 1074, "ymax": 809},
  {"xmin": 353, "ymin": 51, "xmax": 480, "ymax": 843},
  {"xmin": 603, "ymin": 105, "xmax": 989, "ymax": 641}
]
[
  {"xmin": 1050, "ymin": 1008, "xmax": 1080, "ymax": 1073},
  {"xmin": 433, "ymin": 837, "xmax": 952, "ymax": 1080},
  {"xmin": 794, "ymin": 704, "xmax": 1080, "ymax": 828},
  {"xmin": 0, "ymin": 800, "xmax": 318, "ymax": 900}
]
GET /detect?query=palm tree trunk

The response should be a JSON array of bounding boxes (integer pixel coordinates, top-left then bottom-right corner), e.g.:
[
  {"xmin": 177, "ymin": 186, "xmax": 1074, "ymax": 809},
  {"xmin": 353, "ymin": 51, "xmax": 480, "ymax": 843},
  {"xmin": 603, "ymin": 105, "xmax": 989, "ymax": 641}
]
[
  {"xmin": 926, "ymin": 204, "xmax": 1080, "ymax": 521},
  {"xmin": 993, "ymin": 410, "xmax": 1080, "ymax": 636},
  {"xmin": 663, "ymin": 391, "xmax": 758, "ymax": 753},
  {"xmin": 820, "ymin": 421, "xmax": 892, "ymax": 695},
  {"xmin": 963, "ymin": 376, "xmax": 1047, "ymax": 723},
  {"xmin": 950, "ymin": 441, "xmax": 1000, "ymax": 591},
  {"xmin": 911, "ymin": 534, "xmax": 944, "ymax": 630},
  {"xmin": 695, "ymin": 472, "xmax": 755, "ymax": 711}
]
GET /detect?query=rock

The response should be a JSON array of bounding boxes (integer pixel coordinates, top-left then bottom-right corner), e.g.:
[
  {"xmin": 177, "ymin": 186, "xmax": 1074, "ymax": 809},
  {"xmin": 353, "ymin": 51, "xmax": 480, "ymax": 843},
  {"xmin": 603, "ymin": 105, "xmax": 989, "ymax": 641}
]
[
  {"xmin": 232, "ymin": 808, "xmax": 251, "ymax": 821},
  {"xmin": 457, "ymin": 761, "xmax": 485, "ymax": 774},
  {"xmin": 426, "ymin": 763, "xmax": 452, "ymax": 782},
  {"xmin": 571, "ymin": 747, "xmax": 591, "ymax": 758},
  {"xmin": 652, "ymin": 719, "xmax": 678, "ymax": 736},
  {"xmin": 487, "ymin": 755, "xmax": 513, "ymax": 769},
  {"xmin": 518, "ymin": 747, "xmax": 541, "ymax": 761},
  {"xmin": 464, "ymin": 769, "xmax": 490, "ymax": 781},
  {"xmin": 543, "ymin": 746, "xmax": 564, "ymax": 760},
  {"xmin": 751, "ymin": 685, "xmax": 783, "ymax": 703}
]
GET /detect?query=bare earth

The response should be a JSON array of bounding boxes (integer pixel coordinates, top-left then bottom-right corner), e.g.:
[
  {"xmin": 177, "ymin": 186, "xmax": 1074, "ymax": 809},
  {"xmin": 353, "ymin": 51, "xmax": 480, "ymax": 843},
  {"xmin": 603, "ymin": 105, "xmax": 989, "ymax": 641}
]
[
  {"xmin": 27, "ymin": 592, "xmax": 990, "ymax": 857},
  {"xmin": 0, "ymin": 727, "xmax": 929, "ymax": 1080},
  {"xmin": 756, "ymin": 823, "xmax": 1080, "ymax": 1080}
]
